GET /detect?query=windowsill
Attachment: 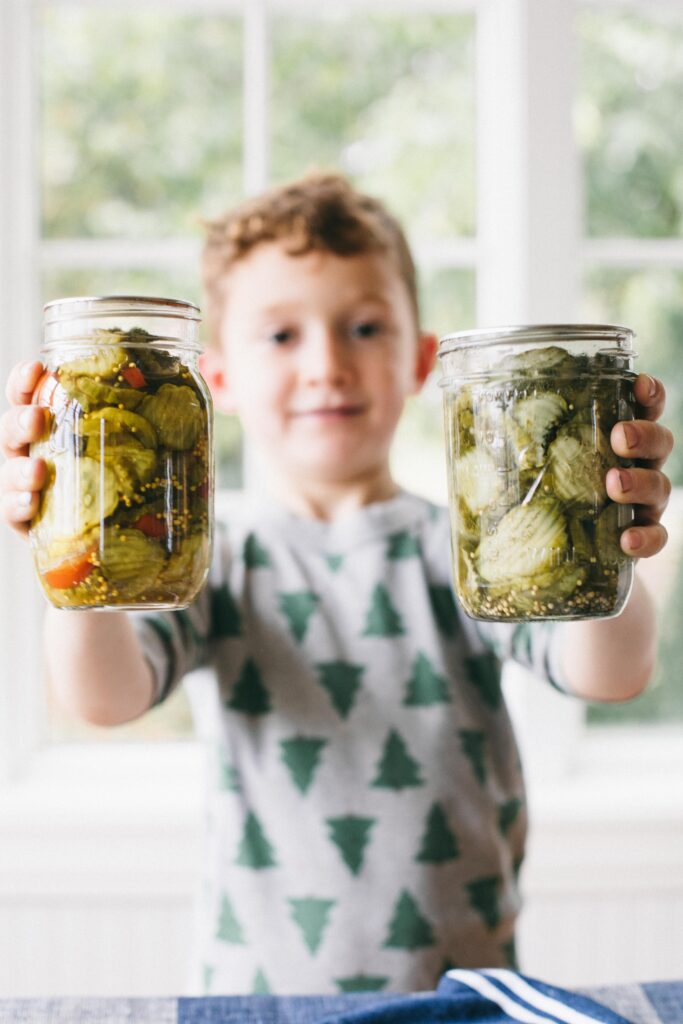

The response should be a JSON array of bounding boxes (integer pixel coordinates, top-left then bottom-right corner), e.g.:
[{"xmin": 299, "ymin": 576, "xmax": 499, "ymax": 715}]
[
  {"xmin": 527, "ymin": 725, "xmax": 683, "ymax": 822},
  {"xmin": 1, "ymin": 728, "xmax": 681, "ymax": 829}
]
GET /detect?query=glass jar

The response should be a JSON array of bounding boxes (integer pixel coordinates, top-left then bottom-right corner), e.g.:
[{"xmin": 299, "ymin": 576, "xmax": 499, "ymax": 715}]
[
  {"xmin": 438, "ymin": 324, "xmax": 637, "ymax": 621},
  {"xmin": 30, "ymin": 295, "xmax": 214, "ymax": 611}
]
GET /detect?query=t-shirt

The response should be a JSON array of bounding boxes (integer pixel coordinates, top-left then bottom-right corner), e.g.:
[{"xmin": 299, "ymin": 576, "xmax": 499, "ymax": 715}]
[{"xmin": 133, "ymin": 490, "xmax": 568, "ymax": 996}]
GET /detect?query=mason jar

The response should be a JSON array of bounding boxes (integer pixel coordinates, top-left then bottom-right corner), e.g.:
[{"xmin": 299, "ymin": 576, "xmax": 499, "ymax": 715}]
[
  {"xmin": 438, "ymin": 324, "xmax": 637, "ymax": 621},
  {"xmin": 30, "ymin": 295, "xmax": 214, "ymax": 611}
]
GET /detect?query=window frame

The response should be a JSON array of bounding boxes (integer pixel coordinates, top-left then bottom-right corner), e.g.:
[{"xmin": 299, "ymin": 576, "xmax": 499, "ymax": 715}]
[{"xmin": 0, "ymin": 0, "xmax": 681, "ymax": 799}]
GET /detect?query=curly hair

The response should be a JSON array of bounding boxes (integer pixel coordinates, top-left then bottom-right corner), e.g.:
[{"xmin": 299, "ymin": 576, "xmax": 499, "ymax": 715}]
[{"xmin": 201, "ymin": 171, "xmax": 419, "ymax": 346}]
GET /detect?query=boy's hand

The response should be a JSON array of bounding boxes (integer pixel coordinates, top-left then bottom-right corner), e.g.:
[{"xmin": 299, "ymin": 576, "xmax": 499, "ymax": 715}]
[
  {"xmin": 0, "ymin": 360, "xmax": 49, "ymax": 536},
  {"xmin": 606, "ymin": 373, "xmax": 674, "ymax": 559}
]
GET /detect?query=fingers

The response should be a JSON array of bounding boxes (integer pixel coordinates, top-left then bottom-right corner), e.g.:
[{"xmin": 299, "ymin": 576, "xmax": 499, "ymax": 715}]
[
  {"xmin": 5, "ymin": 360, "xmax": 45, "ymax": 407},
  {"xmin": 1, "ymin": 360, "xmax": 48, "ymax": 537},
  {"xmin": 606, "ymin": 465, "xmax": 671, "ymax": 514},
  {"xmin": 632, "ymin": 373, "xmax": 666, "ymax": 423},
  {"xmin": 610, "ymin": 418, "xmax": 674, "ymax": 470},
  {"xmin": 0, "ymin": 453, "xmax": 47, "ymax": 528},
  {"xmin": 619, "ymin": 521, "xmax": 668, "ymax": 559},
  {"xmin": 0, "ymin": 403, "xmax": 47, "ymax": 460}
]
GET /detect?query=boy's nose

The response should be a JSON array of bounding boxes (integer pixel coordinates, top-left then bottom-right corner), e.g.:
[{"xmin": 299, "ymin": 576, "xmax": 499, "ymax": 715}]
[{"xmin": 302, "ymin": 330, "xmax": 351, "ymax": 386}]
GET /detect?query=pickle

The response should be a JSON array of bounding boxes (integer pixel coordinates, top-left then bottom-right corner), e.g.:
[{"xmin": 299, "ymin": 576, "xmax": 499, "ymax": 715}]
[
  {"xmin": 30, "ymin": 324, "xmax": 212, "ymax": 609},
  {"xmin": 447, "ymin": 343, "xmax": 634, "ymax": 620},
  {"xmin": 139, "ymin": 383, "xmax": 203, "ymax": 450}
]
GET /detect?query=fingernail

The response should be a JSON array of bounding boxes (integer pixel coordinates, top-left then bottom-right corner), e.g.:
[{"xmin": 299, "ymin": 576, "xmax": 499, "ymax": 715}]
[
  {"xmin": 618, "ymin": 470, "xmax": 632, "ymax": 493},
  {"xmin": 646, "ymin": 375, "xmax": 657, "ymax": 399},
  {"xmin": 625, "ymin": 530, "xmax": 642, "ymax": 551},
  {"xmin": 20, "ymin": 460, "xmax": 33, "ymax": 482},
  {"xmin": 622, "ymin": 422, "xmax": 638, "ymax": 448},
  {"xmin": 17, "ymin": 491, "xmax": 33, "ymax": 507},
  {"xmin": 19, "ymin": 361, "xmax": 36, "ymax": 387},
  {"xmin": 19, "ymin": 407, "xmax": 33, "ymax": 429}
]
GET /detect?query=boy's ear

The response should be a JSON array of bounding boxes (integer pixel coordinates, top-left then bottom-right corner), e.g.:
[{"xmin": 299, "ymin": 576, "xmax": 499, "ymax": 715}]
[
  {"xmin": 412, "ymin": 331, "xmax": 439, "ymax": 393},
  {"xmin": 199, "ymin": 349, "xmax": 236, "ymax": 415}
]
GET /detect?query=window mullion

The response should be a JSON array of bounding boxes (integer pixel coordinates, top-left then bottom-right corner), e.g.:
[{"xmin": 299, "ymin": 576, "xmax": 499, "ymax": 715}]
[
  {"xmin": 242, "ymin": 0, "xmax": 270, "ymax": 196},
  {"xmin": 476, "ymin": 0, "xmax": 585, "ymax": 785},
  {"xmin": 475, "ymin": 0, "xmax": 581, "ymax": 324},
  {"xmin": 0, "ymin": 0, "xmax": 46, "ymax": 785}
]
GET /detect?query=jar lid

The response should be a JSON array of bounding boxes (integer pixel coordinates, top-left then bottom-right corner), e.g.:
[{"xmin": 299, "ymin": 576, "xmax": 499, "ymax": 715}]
[
  {"xmin": 43, "ymin": 295, "xmax": 201, "ymax": 324},
  {"xmin": 439, "ymin": 322, "xmax": 634, "ymax": 355}
]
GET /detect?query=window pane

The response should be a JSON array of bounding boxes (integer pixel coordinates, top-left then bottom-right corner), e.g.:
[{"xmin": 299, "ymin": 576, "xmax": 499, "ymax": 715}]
[
  {"xmin": 40, "ymin": 8, "xmax": 243, "ymax": 238},
  {"xmin": 271, "ymin": 12, "xmax": 475, "ymax": 240},
  {"xmin": 392, "ymin": 269, "xmax": 475, "ymax": 505},
  {"xmin": 578, "ymin": 5, "xmax": 683, "ymax": 239},
  {"xmin": 583, "ymin": 268, "xmax": 683, "ymax": 486},
  {"xmin": 583, "ymin": 268, "xmax": 683, "ymax": 725}
]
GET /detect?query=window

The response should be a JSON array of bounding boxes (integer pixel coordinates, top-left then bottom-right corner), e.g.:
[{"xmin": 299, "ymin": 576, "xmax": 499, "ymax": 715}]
[
  {"xmin": 577, "ymin": 3, "xmax": 683, "ymax": 725},
  {"xmin": 1, "ymin": 0, "xmax": 681, "ymax": 767},
  {"xmin": 30, "ymin": 2, "xmax": 476, "ymax": 744}
]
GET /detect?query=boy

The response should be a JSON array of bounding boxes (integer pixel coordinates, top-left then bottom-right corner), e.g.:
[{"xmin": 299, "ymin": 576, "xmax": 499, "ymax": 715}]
[{"xmin": 0, "ymin": 173, "xmax": 674, "ymax": 995}]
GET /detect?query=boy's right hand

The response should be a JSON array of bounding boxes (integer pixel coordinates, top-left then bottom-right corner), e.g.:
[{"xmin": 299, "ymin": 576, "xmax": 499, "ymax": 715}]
[{"xmin": 0, "ymin": 361, "xmax": 49, "ymax": 536}]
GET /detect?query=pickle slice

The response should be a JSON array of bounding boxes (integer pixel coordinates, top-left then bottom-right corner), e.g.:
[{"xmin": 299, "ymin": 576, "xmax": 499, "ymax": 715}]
[{"xmin": 478, "ymin": 498, "xmax": 568, "ymax": 584}]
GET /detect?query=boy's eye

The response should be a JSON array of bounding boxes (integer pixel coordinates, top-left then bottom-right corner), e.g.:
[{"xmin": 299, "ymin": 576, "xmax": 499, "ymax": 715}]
[
  {"xmin": 349, "ymin": 320, "xmax": 384, "ymax": 340},
  {"xmin": 267, "ymin": 328, "xmax": 295, "ymax": 345}
]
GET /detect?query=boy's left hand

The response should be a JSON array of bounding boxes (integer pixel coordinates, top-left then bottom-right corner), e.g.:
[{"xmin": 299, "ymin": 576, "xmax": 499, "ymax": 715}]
[{"xmin": 606, "ymin": 373, "xmax": 674, "ymax": 558}]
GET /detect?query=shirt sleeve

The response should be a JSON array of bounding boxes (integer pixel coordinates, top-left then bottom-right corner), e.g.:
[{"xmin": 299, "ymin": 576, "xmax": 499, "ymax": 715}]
[
  {"xmin": 130, "ymin": 520, "xmax": 229, "ymax": 707},
  {"xmin": 472, "ymin": 618, "xmax": 572, "ymax": 694}
]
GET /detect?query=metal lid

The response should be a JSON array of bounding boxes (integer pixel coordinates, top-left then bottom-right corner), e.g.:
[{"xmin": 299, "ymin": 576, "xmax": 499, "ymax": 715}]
[
  {"xmin": 43, "ymin": 295, "xmax": 201, "ymax": 325},
  {"xmin": 439, "ymin": 322, "xmax": 634, "ymax": 354}
]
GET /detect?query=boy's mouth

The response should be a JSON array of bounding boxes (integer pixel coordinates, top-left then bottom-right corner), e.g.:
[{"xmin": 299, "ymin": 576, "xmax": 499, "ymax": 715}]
[{"xmin": 291, "ymin": 404, "xmax": 366, "ymax": 420}]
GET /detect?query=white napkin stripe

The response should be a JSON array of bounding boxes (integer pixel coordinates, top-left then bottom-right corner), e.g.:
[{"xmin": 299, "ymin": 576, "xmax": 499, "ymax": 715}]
[
  {"xmin": 483, "ymin": 969, "xmax": 610, "ymax": 1024},
  {"xmin": 446, "ymin": 969, "xmax": 560, "ymax": 1024}
]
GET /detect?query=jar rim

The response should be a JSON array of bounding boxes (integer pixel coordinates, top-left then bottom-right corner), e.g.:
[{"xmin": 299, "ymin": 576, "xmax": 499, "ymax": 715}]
[
  {"xmin": 43, "ymin": 295, "xmax": 201, "ymax": 324},
  {"xmin": 439, "ymin": 322, "xmax": 634, "ymax": 354}
]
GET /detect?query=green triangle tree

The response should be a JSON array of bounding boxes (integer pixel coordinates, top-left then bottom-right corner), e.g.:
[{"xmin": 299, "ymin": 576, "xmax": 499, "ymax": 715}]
[
  {"xmin": 235, "ymin": 810, "xmax": 278, "ymax": 869},
  {"xmin": 202, "ymin": 964, "xmax": 215, "ymax": 993},
  {"xmin": 218, "ymin": 756, "xmax": 241, "ymax": 792},
  {"xmin": 227, "ymin": 659, "xmax": 272, "ymax": 715},
  {"xmin": 244, "ymin": 532, "xmax": 271, "ymax": 569},
  {"xmin": 387, "ymin": 530, "xmax": 421, "ymax": 559},
  {"xmin": 362, "ymin": 584, "xmax": 405, "ymax": 637},
  {"xmin": 280, "ymin": 736, "xmax": 328, "ymax": 794},
  {"xmin": 335, "ymin": 975, "xmax": 389, "ymax": 992},
  {"xmin": 210, "ymin": 583, "xmax": 242, "ymax": 637},
  {"xmin": 458, "ymin": 728, "xmax": 487, "ymax": 785},
  {"xmin": 279, "ymin": 590, "xmax": 319, "ymax": 643},
  {"xmin": 501, "ymin": 937, "xmax": 518, "ymax": 969},
  {"xmin": 498, "ymin": 797, "xmax": 523, "ymax": 837},
  {"xmin": 464, "ymin": 653, "xmax": 502, "ymax": 709},
  {"xmin": 324, "ymin": 553, "xmax": 344, "ymax": 573},
  {"xmin": 512, "ymin": 622, "xmax": 533, "ymax": 665},
  {"xmin": 326, "ymin": 815, "xmax": 376, "ymax": 875},
  {"xmin": 416, "ymin": 803, "xmax": 460, "ymax": 863},
  {"xmin": 403, "ymin": 652, "xmax": 451, "ymax": 706},
  {"xmin": 383, "ymin": 889, "xmax": 435, "ymax": 949},
  {"xmin": 289, "ymin": 897, "xmax": 336, "ymax": 954},
  {"xmin": 466, "ymin": 875, "xmax": 502, "ymax": 929},
  {"xmin": 252, "ymin": 967, "xmax": 271, "ymax": 993},
  {"xmin": 316, "ymin": 661, "xmax": 364, "ymax": 719},
  {"xmin": 372, "ymin": 729, "xmax": 423, "ymax": 790},
  {"xmin": 215, "ymin": 892, "xmax": 247, "ymax": 944},
  {"xmin": 428, "ymin": 585, "xmax": 460, "ymax": 639}
]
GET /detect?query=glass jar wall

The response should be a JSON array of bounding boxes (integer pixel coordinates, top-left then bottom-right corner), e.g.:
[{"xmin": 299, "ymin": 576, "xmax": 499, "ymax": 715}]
[
  {"xmin": 438, "ymin": 324, "xmax": 636, "ymax": 621},
  {"xmin": 30, "ymin": 295, "xmax": 213, "ymax": 610}
]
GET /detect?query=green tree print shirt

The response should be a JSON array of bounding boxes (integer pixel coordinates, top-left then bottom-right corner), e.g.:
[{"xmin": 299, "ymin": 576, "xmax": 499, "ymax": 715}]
[{"xmin": 133, "ymin": 491, "xmax": 568, "ymax": 996}]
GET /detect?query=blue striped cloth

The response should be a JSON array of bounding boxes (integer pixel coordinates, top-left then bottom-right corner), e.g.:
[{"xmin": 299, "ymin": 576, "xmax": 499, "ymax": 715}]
[{"xmin": 318, "ymin": 970, "xmax": 634, "ymax": 1024}]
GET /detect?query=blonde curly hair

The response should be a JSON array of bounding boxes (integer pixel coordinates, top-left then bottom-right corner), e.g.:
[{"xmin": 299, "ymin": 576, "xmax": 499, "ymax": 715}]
[{"xmin": 201, "ymin": 171, "xmax": 419, "ymax": 347}]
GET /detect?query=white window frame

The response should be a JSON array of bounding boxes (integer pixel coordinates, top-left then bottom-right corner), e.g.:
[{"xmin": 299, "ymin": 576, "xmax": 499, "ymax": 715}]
[{"xmin": 1, "ymin": 0, "xmax": 681, "ymax": 818}]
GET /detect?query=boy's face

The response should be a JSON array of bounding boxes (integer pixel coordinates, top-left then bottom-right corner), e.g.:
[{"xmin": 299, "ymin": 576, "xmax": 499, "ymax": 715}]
[{"xmin": 205, "ymin": 241, "xmax": 436, "ymax": 490}]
